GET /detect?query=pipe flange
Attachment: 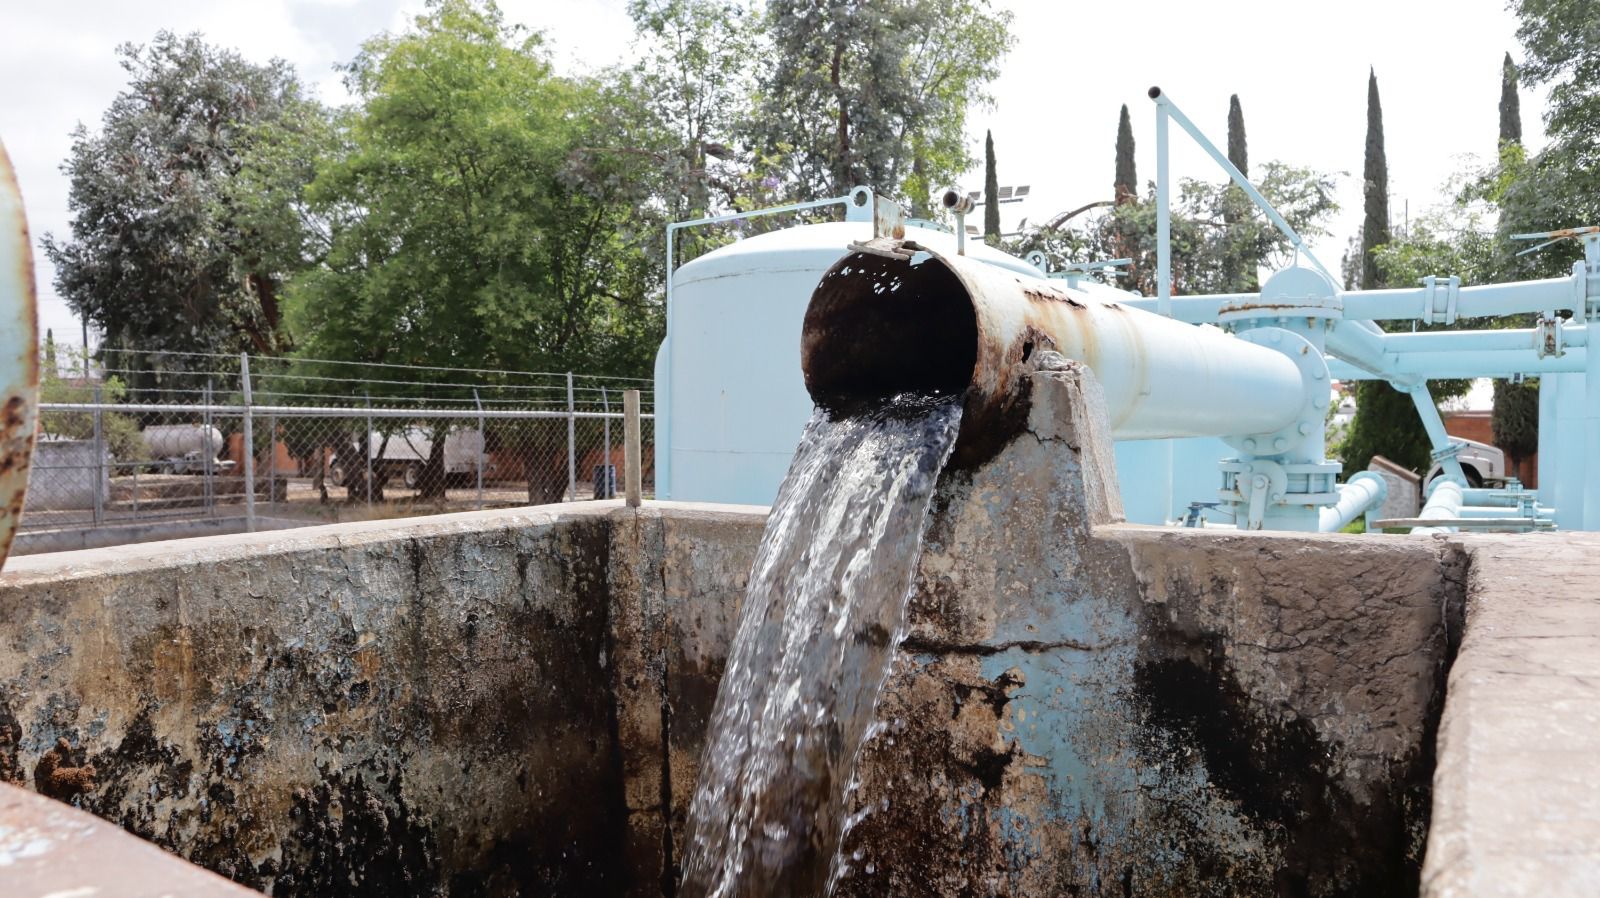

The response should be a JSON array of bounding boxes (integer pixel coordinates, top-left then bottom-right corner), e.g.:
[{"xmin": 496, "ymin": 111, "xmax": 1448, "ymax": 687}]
[
  {"xmin": 1218, "ymin": 266, "xmax": 1343, "ymax": 329},
  {"xmin": 1222, "ymin": 326, "xmax": 1328, "ymax": 458}
]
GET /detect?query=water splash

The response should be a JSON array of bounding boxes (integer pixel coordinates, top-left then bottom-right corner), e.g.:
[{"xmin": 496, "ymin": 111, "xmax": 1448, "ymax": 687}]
[{"xmin": 680, "ymin": 393, "xmax": 963, "ymax": 898}]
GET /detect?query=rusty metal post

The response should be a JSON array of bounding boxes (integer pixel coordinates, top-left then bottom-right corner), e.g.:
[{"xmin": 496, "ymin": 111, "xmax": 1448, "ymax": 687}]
[
  {"xmin": 267, "ymin": 408, "xmax": 275, "ymax": 518},
  {"xmin": 91, "ymin": 384, "xmax": 104, "ymax": 526},
  {"xmin": 566, "ymin": 372, "xmax": 576, "ymax": 501},
  {"xmin": 364, "ymin": 391, "xmax": 373, "ymax": 509},
  {"xmin": 473, "ymin": 388, "xmax": 485, "ymax": 510},
  {"xmin": 624, "ymin": 389, "xmax": 642, "ymax": 507},
  {"xmin": 203, "ymin": 380, "xmax": 214, "ymax": 517},
  {"xmin": 0, "ymin": 139, "xmax": 39, "ymax": 572},
  {"xmin": 240, "ymin": 353, "xmax": 256, "ymax": 532}
]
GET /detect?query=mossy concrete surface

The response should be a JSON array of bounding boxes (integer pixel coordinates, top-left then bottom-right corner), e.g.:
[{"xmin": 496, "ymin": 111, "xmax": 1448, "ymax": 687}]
[{"xmin": 0, "ymin": 419, "xmax": 1593, "ymax": 896}]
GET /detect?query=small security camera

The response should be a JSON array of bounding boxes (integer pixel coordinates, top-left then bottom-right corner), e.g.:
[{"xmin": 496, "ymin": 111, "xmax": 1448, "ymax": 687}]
[{"xmin": 940, "ymin": 187, "xmax": 975, "ymax": 215}]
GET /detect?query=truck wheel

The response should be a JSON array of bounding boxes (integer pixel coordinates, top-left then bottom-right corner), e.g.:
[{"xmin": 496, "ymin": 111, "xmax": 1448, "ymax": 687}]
[{"xmin": 404, "ymin": 463, "xmax": 421, "ymax": 490}]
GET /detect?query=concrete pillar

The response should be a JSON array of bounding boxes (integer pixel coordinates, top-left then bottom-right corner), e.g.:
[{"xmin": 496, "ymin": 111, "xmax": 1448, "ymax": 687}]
[
  {"xmin": 1538, "ymin": 373, "xmax": 1558, "ymax": 508},
  {"xmin": 834, "ymin": 359, "xmax": 1451, "ymax": 895},
  {"xmin": 1587, "ymin": 317, "xmax": 1600, "ymax": 530}
]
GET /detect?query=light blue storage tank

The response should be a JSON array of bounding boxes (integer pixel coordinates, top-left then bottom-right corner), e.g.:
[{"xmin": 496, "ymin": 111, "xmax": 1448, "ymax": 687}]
[
  {"xmin": 652, "ymin": 219, "xmax": 1217, "ymax": 523},
  {"xmin": 654, "ymin": 220, "xmax": 1040, "ymax": 506}
]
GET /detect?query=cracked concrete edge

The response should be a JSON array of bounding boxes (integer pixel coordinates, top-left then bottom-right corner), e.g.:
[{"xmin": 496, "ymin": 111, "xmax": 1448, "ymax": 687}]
[
  {"xmin": 0, "ymin": 500, "xmax": 768, "ymax": 589},
  {"xmin": 1420, "ymin": 532, "xmax": 1600, "ymax": 898},
  {"xmin": 0, "ymin": 781, "xmax": 261, "ymax": 897}
]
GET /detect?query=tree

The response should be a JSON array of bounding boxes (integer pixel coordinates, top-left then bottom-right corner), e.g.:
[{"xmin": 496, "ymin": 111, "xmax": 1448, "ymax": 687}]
[
  {"xmin": 43, "ymin": 33, "xmax": 322, "ymax": 375},
  {"xmin": 1227, "ymin": 94, "xmax": 1248, "ymax": 176},
  {"xmin": 1339, "ymin": 67, "xmax": 1445, "ymax": 477},
  {"xmin": 1221, "ymin": 94, "xmax": 1257, "ymax": 292},
  {"xmin": 628, "ymin": 0, "xmax": 760, "ymax": 222},
  {"xmin": 1114, "ymin": 104, "xmax": 1136, "ymax": 206},
  {"xmin": 287, "ymin": 0, "xmax": 668, "ymax": 499},
  {"xmin": 1491, "ymin": 52, "xmax": 1539, "ymax": 473},
  {"xmin": 1360, "ymin": 68, "xmax": 1389, "ymax": 291},
  {"xmin": 1499, "ymin": 51, "xmax": 1523, "ymax": 146},
  {"xmin": 1007, "ymin": 161, "xmax": 1337, "ymax": 298},
  {"xmin": 750, "ymin": 0, "xmax": 1013, "ymax": 204},
  {"xmin": 1492, "ymin": 378, "xmax": 1540, "ymax": 478},
  {"xmin": 983, "ymin": 130, "xmax": 1000, "ymax": 245},
  {"xmin": 1498, "ymin": 2, "xmax": 1600, "ymax": 276}
]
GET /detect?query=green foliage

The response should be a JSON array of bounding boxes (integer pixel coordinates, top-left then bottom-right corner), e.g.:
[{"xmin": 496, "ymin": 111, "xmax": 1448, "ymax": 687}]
[
  {"xmin": 983, "ymin": 130, "xmax": 1000, "ymax": 244},
  {"xmin": 37, "ymin": 343, "xmax": 143, "ymax": 461},
  {"xmin": 628, "ymin": 0, "xmax": 760, "ymax": 222},
  {"xmin": 1007, "ymin": 162, "xmax": 1337, "ymax": 298},
  {"xmin": 1226, "ymin": 95, "xmax": 1248, "ymax": 177},
  {"xmin": 287, "ymin": 0, "xmax": 666, "ymax": 382},
  {"xmin": 750, "ymin": 0, "xmax": 1013, "ymax": 205},
  {"xmin": 1499, "ymin": 51, "xmax": 1523, "ymax": 146},
  {"xmin": 43, "ymin": 33, "xmax": 323, "ymax": 370},
  {"xmin": 1360, "ymin": 68, "xmax": 1389, "ymax": 290},
  {"xmin": 1492, "ymin": 378, "xmax": 1540, "ymax": 468},
  {"xmin": 1222, "ymin": 95, "xmax": 1256, "ymax": 292},
  {"xmin": 1114, "ymin": 105, "xmax": 1136, "ymax": 206},
  {"xmin": 1341, "ymin": 382, "xmax": 1429, "ymax": 475}
]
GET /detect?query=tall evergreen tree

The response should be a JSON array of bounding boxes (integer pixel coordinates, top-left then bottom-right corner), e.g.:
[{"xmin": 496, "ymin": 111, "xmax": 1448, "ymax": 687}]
[
  {"xmin": 1114, "ymin": 104, "xmax": 1136, "ymax": 206},
  {"xmin": 1499, "ymin": 51, "xmax": 1523, "ymax": 146},
  {"xmin": 1227, "ymin": 94, "xmax": 1248, "ymax": 176},
  {"xmin": 984, "ymin": 129, "xmax": 1000, "ymax": 245},
  {"xmin": 1493, "ymin": 52, "xmax": 1537, "ymax": 480},
  {"xmin": 1360, "ymin": 68, "xmax": 1389, "ymax": 290},
  {"xmin": 1343, "ymin": 69, "xmax": 1435, "ymax": 476},
  {"xmin": 1221, "ymin": 94, "xmax": 1256, "ymax": 291}
]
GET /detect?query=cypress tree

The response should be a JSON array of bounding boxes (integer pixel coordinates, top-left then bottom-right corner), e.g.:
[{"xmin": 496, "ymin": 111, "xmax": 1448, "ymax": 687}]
[
  {"xmin": 1114, "ymin": 105, "xmax": 1136, "ymax": 205},
  {"xmin": 1493, "ymin": 54, "xmax": 1537, "ymax": 482},
  {"xmin": 1227, "ymin": 94, "xmax": 1248, "ymax": 176},
  {"xmin": 1222, "ymin": 95, "xmax": 1255, "ymax": 291},
  {"xmin": 984, "ymin": 129, "xmax": 1000, "ymax": 245},
  {"xmin": 1360, "ymin": 68, "xmax": 1389, "ymax": 291},
  {"xmin": 1499, "ymin": 51, "xmax": 1522, "ymax": 147},
  {"xmin": 1344, "ymin": 69, "xmax": 1433, "ymax": 477}
]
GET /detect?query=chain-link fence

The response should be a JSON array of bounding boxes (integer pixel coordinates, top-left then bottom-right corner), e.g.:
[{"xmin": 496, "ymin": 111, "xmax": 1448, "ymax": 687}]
[{"xmin": 19, "ymin": 348, "xmax": 654, "ymax": 554}]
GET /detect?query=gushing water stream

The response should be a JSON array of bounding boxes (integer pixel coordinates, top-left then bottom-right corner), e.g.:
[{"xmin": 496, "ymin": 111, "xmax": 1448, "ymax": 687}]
[{"xmin": 679, "ymin": 393, "xmax": 964, "ymax": 898}]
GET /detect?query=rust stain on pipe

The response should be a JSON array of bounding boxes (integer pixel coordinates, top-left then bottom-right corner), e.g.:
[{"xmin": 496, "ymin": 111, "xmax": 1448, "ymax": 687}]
[
  {"xmin": 0, "ymin": 139, "xmax": 39, "ymax": 573},
  {"xmin": 801, "ymin": 238, "xmax": 1306, "ymax": 469}
]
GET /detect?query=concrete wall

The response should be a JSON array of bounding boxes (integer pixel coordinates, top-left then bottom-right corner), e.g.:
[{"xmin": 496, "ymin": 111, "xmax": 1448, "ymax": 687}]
[
  {"xmin": 1, "ymin": 430, "xmax": 1592, "ymax": 895},
  {"xmin": 0, "ymin": 504, "xmax": 733, "ymax": 896}
]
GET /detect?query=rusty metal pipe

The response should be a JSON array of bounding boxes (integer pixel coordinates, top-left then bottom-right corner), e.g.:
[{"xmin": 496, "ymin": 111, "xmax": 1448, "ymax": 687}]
[
  {"xmin": 0, "ymin": 140, "xmax": 39, "ymax": 571},
  {"xmin": 801, "ymin": 240, "xmax": 1308, "ymax": 464}
]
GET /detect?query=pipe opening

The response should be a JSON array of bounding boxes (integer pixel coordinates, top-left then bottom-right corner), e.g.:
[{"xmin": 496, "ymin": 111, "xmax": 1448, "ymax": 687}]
[{"xmin": 801, "ymin": 251, "xmax": 978, "ymax": 414}]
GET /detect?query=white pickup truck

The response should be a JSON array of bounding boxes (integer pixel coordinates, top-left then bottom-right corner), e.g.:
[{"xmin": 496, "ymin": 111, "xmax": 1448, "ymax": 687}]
[
  {"xmin": 332, "ymin": 427, "xmax": 488, "ymax": 489},
  {"xmin": 1425, "ymin": 437, "xmax": 1507, "ymax": 488}
]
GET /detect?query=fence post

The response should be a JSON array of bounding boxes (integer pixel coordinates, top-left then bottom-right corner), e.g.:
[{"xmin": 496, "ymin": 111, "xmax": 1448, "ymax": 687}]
[
  {"xmin": 624, "ymin": 390, "xmax": 642, "ymax": 508},
  {"xmin": 364, "ymin": 391, "xmax": 373, "ymax": 509},
  {"xmin": 602, "ymin": 386, "xmax": 612, "ymax": 500},
  {"xmin": 240, "ymin": 353, "xmax": 256, "ymax": 533},
  {"xmin": 566, "ymin": 372, "xmax": 576, "ymax": 502},
  {"xmin": 267, "ymin": 408, "xmax": 276, "ymax": 518},
  {"xmin": 91, "ymin": 384, "xmax": 104, "ymax": 526},
  {"xmin": 473, "ymin": 388, "xmax": 485, "ymax": 510},
  {"xmin": 204, "ymin": 380, "xmax": 214, "ymax": 518}
]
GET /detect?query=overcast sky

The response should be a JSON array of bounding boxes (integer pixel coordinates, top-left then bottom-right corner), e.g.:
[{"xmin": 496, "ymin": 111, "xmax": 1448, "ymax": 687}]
[{"xmin": 1, "ymin": 0, "xmax": 1545, "ymax": 348}]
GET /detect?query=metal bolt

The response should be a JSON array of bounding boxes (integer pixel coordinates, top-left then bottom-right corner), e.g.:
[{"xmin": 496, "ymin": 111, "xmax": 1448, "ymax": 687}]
[
  {"xmin": 1298, "ymin": 422, "xmax": 1311, "ymax": 435},
  {"xmin": 1273, "ymin": 437, "xmax": 1287, "ymax": 451},
  {"xmin": 1244, "ymin": 438, "xmax": 1257, "ymax": 451}
]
